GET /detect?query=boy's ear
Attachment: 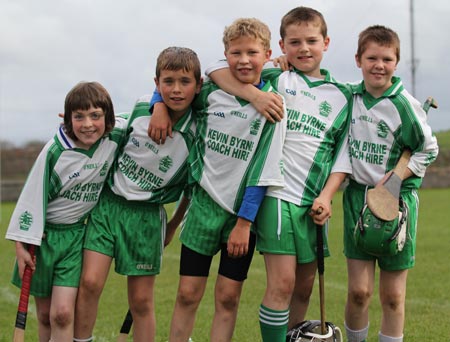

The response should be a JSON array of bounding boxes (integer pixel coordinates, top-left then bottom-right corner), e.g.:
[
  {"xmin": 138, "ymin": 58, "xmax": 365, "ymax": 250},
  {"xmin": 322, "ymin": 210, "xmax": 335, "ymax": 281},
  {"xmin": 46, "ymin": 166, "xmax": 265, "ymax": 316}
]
[
  {"xmin": 196, "ymin": 77, "xmax": 203, "ymax": 94},
  {"xmin": 323, "ymin": 36, "xmax": 330, "ymax": 51},
  {"xmin": 279, "ymin": 39, "xmax": 286, "ymax": 54},
  {"xmin": 355, "ymin": 54, "xmax": 362, "ymax": 68},
  {"xmin": 265, "ymin": 49, "xmax": 272, "ymax": 61},
  {"xmin": 154, "ymin": 77, "xmax": 160, "ymax": 91}
]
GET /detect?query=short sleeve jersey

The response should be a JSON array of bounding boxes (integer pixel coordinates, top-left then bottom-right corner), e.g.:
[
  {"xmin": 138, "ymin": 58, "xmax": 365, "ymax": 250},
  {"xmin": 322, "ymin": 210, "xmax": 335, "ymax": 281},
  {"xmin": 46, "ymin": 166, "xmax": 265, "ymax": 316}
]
[
  {"xmin": 5, "ymin": 121, "xmax": 127, "ymax": 246},
  {"xmin": 261, "ymin": 67, "xmax": 352, "ymax": 206},
  {"xmin": 109, "ymin": 95, "xmax": 196, "ymax": 204},
  {"xmin": 190, "ymin": 80, "xmax": 286, "ymax": 214},
  {"xmin": 348, "ymin": 77, "xmax": 439, "ymax": 189}
]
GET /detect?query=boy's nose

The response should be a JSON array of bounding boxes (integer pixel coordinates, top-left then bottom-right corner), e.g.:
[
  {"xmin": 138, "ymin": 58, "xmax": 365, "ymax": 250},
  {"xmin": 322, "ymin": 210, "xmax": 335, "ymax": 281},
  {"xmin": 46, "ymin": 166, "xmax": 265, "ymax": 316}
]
[{"xmin": 239, "ymin": 54, "xmax": 250, "ymax": 63}]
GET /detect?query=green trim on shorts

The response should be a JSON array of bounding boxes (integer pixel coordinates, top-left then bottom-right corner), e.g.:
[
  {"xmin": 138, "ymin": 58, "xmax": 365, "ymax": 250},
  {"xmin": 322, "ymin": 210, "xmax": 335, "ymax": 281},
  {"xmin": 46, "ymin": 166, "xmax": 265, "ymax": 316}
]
[
  {"xmin": 255, "ymin": 196, "xmax": 330, "ymax": 263},
  {"xmin": 343, "ymin": 181, "xmax": 418, "ymax": 271}
]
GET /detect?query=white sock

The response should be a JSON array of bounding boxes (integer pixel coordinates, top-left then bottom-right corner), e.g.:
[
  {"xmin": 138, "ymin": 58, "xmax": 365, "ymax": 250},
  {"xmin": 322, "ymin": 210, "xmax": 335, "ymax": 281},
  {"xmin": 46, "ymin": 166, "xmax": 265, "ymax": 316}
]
[
  {"xmin": 73, "ymin": 337, "xmax": 93, "ymax": 342},
  {"xmin": 379, "ymin": 331, "xmax": 403, "ymax": 342},
  {"xmin": 345, "ymin": 322, "xmax": 369, "ymax": 342}
]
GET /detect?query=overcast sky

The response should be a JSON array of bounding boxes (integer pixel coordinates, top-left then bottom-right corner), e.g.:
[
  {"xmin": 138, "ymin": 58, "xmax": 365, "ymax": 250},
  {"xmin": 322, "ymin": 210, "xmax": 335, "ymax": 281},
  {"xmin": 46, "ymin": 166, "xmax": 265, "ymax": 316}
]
[{"xmin": 1, "ymin": 0, "xmax": 448, "ymax": 146}]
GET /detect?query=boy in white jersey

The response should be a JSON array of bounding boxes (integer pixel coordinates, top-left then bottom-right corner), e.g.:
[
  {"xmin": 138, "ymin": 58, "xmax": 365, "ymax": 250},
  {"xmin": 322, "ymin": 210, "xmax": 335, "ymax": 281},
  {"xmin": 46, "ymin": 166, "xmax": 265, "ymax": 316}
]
[
  {"xmin": 5, "ymin": 81, "xmax": 124, "ymax": 342},
  {"xmin": 207, "ymin": 7, "xmax": 352, "ymax": 341},
  {"xmin": 72, "ymin": 47, "xmax": 202, "ymax": 342},
  {"xmin": 149, "ymin": 18, "xmax": 286, "ymax": 341},
  {"xmin": 342, "ymin": 26, "xmax": 438, "ymax": 342}
]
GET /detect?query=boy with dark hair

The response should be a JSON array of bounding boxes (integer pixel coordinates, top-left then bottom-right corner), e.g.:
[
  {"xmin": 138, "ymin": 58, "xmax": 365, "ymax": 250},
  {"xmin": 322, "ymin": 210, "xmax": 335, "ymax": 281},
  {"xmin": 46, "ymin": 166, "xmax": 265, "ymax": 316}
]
[
  {"xmin": 149, "ymin": 18, "xmax": 286, "ymax": 341},
  {"xmin": 6, "ymin": 81, "xmax": 125, "ymax": 342},
  {"xmin": 73, "ymin": 47, "xmax": 202, "ymax": 342},
  {"xmin": 343, "ymin": 25, "xmax": 438, "ymax": 342}
]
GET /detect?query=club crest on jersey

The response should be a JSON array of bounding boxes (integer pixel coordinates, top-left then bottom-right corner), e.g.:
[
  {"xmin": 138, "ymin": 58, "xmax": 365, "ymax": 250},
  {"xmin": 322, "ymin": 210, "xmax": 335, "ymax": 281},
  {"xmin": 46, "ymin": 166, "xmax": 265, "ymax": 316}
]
[
  {"xmin": 377, "ymin": 120, "xmax": 389, "ymax": 138},
  {"xmin": 250, "ymin": 119, "xmax": 261, "ymax": 135},
  {"xmin": 319, "ymin": 101, "xmax": 332, "ymax": 117},
  {"xmin": 159, "ymin": 156, "xmax": 173, "ymax": 173},
  {"xmin": 19, "ymin": 211, "xmax": 33, "ymax": 231}
]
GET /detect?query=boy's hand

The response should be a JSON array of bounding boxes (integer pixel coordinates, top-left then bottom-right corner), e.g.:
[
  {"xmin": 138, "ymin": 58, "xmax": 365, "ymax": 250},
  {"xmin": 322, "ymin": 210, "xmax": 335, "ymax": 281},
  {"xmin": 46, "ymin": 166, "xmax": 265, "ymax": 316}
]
[
  {"xmin": 148, "ymin": 102, "xmax": 172, "ymax": 144},
  {"xmin": 309, "ymin": 197, "xmax": 331, "ymax": 226},
  {"xmin": 271, "ymin": 55, "xmax": 291, "ymax": 72},
  {"xmin": 251, "ymin": 92, "xmax": 284, "ymax": 123},
  {"xmin": 15, "ymin": 242, "xmax": 36, "ymax": 279},
  {"xmin": 164, "ymin": 220, "xmax": 177, "ymax": 247},
  {"xmin": 377, "ymin": 170, "xmax": 393, "ymax": 186},
  {"xmin": 227, "ymin": 218, "xmax": 251, "ymax": 258}
]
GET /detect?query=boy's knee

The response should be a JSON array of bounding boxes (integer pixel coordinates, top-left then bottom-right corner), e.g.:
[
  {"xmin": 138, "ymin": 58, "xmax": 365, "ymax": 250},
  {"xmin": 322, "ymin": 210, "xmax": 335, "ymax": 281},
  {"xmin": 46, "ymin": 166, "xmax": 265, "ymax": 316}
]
[
  {"xmin": 51, "ymin": 308, "xmax": 73, "ymax": 329},
  {"xmin": 177, "ymin": 287, "xmax": 202, "ymax": 307},
  {"xmin": 380, "ymin": 292, "xmax": 403, "ymax": 312},
  {"xmin": 129, "ymin": 300, "xmax": 152, "ymax": 318},
  {"xmin": 216, "ymin": 291, "xmax": 240, "ymax": 312},
  {"xmin": 268, "ymin": 279, "xmax": 295, "ymax": 303},
  {"xmin": 37, "ymin": 310, "xmax": 51, "ymax": 328},
  {"xmin": 79, "ymin": 275, "xmax": 103, "ymax": 296},
  {"xmin": 349, "ymin": 288, "xmax": 372, "ymax": 307}
]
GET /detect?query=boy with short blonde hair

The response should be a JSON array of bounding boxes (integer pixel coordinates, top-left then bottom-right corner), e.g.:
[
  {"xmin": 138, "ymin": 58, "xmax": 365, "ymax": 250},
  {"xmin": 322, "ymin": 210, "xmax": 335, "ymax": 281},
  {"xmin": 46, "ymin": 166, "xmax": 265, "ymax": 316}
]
[
  {"xmin": 207, "ymin": 6, "xmax": 352, "ymax": 341},
  {"xmin": 149, "ymin": 17, "xmax": 286, "ymax": 341}
]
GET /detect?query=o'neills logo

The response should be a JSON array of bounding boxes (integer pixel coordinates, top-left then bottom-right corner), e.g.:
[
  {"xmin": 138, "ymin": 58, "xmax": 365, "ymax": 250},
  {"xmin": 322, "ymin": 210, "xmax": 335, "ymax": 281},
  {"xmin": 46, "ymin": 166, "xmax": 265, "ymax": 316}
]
[
  {"xmin": 19, "ymin": 211, "xmax": 33, "ymax": 231},
  {"xmin": 136, "ymin": 264, "xmax": 153, "ymax": 270}
]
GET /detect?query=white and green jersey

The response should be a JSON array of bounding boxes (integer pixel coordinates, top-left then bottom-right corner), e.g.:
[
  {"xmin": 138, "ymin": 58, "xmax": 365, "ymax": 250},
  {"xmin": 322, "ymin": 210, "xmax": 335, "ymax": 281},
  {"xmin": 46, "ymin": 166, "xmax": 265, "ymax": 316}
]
[
  {"xmin": 190, "ymin": 80, "xmax": 286, "ymax": 214},
  {"xmin": 109, "ymin": 95, "xmax": 196, "ymax": 204},
  {"xmin": 5, "ymin": 121, "xmax": 127, "ymax": 246},
  {"xmin": 347, "ymin": 77, "xmax": 439, "ymax": 189},
  {"xmin": 261, "ymin": 67, "xmax": 352, "ymax": 206}
]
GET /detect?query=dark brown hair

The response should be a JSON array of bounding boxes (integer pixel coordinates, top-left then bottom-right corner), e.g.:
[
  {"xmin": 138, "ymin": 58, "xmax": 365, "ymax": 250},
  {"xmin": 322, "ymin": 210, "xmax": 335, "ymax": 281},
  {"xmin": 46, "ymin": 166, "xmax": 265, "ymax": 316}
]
[
  {"xmin": 356, "ymin": 25, "xmax": 400, "ymax": 62},
  {"xmin": 280, "ymin": 6, "xmax": 327, "ymax": 39},
  {"xmin": 155, "ymin": 47, "xmax": 201, "ymax": 84},
  {"xmin": 63, "ymin": 81, "xmax": 115, "ymax": 140}
]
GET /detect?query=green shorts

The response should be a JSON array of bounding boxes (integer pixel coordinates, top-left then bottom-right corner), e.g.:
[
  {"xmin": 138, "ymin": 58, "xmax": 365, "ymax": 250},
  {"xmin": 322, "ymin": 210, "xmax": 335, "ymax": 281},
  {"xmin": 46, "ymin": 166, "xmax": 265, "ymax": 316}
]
[
  {"xmin": 343, "ymin": 180, "xmax": 418, "ymax": 271},
  {"xmin": 84, "ymin": 187, "xmax": 166, "ymax": 276},
  {"xmin": 12, "ymin": 221, "xmax": 85, "ymax": 298},
  {"xmin": 255, "ymin": 196, "xmax": 330, "ymax": 263},
  {"xmin": 180, "ymin": 185, "xmax": 239, "ymax": 256}
]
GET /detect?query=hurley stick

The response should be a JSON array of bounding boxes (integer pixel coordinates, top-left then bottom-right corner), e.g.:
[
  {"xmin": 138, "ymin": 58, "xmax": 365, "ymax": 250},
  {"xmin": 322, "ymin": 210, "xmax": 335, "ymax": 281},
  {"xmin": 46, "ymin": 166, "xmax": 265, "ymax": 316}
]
[
  {"xmin": 366, "ymin": 97, "xmax": 437, "ymax": 221},
  {"xmin": 13, "ymin": 244, "xmax": 36, "ymax": 342}
]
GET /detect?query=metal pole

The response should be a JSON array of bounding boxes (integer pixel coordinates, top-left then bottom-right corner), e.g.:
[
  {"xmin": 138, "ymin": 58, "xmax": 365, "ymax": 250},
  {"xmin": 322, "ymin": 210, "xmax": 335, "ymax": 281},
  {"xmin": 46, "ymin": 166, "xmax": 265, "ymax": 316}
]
[{"xmin": 410, "ymin": 0, "xmax": 416, "ymax": 96}]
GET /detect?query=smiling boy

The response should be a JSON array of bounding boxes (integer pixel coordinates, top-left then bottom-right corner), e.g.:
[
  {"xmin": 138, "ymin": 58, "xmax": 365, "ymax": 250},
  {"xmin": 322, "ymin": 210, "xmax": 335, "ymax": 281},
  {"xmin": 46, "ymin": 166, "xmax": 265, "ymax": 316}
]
[
  {"xmin": 73, "ymin": 47, "xmax": 202, "ymax": 342},
  {"xmin": 343, "ymin": 25, "xmax": 438, "ymax": 342},
  {"xmin": 207, "ymin": 7, "xmax": 353, "ymax": 341},
  {"xmin": 149, "ymin": 18, "xmax": 286, "ymax": 342}
]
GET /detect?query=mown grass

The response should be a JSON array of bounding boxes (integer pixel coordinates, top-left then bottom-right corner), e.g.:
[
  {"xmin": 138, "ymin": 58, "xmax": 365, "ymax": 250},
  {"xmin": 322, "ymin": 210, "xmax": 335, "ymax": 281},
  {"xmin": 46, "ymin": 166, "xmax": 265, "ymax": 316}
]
[{"xmin": 1, "ymin": 189, "xmax": 449, "ymax": 341}]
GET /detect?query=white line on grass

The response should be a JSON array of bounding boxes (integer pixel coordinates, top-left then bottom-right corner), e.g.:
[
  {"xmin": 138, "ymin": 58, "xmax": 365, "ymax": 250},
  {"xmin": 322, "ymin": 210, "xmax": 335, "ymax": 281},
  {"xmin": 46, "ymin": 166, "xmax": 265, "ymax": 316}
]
[{"xmin": 1, "ymin": 285, "xmax": 35, "ymax": 313}]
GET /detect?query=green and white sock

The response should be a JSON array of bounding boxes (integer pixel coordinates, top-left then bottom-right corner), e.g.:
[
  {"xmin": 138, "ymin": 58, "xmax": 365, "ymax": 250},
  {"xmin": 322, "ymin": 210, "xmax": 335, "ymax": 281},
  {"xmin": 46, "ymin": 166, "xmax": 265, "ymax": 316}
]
[
  {"xmin": 259, "ymin": 304, "xmax": 289, "ymax": 342},
  {"xmin": 73, "ymin": 337, "xmax": 93, "ymax": 342}
]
